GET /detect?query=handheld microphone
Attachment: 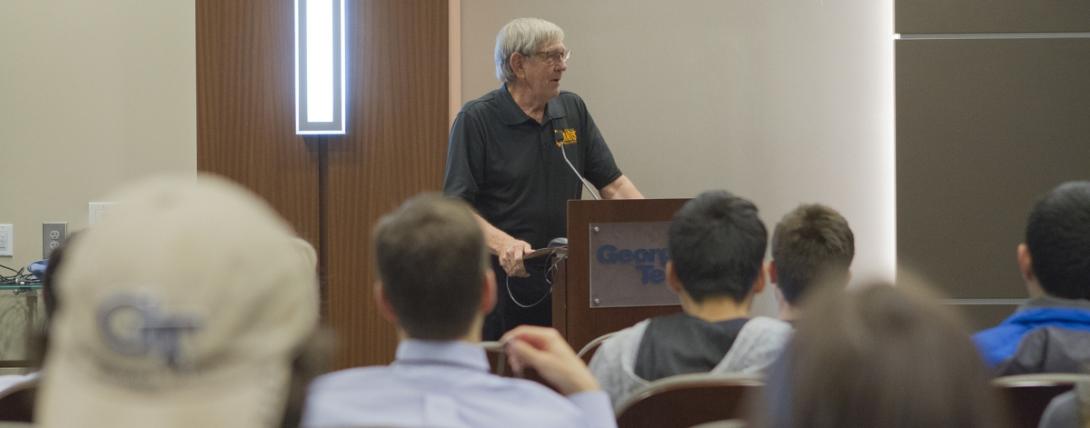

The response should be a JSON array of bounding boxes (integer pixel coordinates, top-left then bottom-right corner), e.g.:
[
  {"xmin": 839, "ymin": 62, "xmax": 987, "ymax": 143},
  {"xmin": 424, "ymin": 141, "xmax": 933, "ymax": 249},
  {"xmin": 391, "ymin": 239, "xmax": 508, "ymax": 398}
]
[{"xmin": 553, "ymin": 119, "xmax": 601, "ymax": 200}]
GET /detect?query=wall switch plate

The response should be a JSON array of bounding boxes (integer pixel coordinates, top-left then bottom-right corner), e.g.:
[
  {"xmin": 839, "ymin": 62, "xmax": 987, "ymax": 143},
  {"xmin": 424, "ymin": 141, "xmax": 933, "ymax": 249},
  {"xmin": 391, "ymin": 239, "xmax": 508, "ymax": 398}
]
[
  {"xmin": 43, "ymin": 222, "xmax": 67, "ymax": 259},
  {"xmin": 89, "ymin": 202, "xmax": 116, "ymax": 225},
  {"xmin": 0, "ymin": 224, "xmax": 13, "ymax": 257}
]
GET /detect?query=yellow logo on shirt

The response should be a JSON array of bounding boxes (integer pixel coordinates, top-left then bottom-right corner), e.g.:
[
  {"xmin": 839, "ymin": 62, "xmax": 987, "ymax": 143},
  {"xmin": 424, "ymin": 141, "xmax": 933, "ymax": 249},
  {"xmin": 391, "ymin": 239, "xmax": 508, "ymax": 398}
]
[{"xmin": 557, "ymin": 128, "xmax": 578, "ymax": 146}]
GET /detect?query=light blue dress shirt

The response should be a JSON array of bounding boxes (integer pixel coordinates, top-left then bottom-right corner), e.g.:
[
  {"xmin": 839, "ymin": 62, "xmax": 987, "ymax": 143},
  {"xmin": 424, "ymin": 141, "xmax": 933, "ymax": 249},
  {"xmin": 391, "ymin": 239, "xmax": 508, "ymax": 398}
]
[{"xmin": 302, "ymin": 340, "xmax": 616, "ymax": 428}]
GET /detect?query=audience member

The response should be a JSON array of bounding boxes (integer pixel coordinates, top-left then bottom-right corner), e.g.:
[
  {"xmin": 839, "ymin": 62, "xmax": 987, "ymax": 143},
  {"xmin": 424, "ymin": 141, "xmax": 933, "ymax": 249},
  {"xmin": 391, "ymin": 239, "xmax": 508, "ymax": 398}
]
[
  {"xmin": 757, "ymin": 278, "xmax": 1006, "ymax": 428},
  {"xmin": 1038, "ymin": 381, "xmax": 1090, "ymax": 428},
  {"xmin": 36, "ymin": 175, "xmax": 325, "ymax": 428},
  {"xmin": 0, "ymin": 233, "xmax": 75, "ymax": 395},
  {"xmin": 974, "ymin": 181, "xmax": 1090, "ymax": 367},
  {"xmin": 769, "ymin": 204, "xmax": 854, "ymax": 324},
  {"xmin": 588, "ymin": 190, "xmax": 791, "ymax": 405},
  {"xmin": 301, "ymin": 194, "xmax": 615, "ymax": 428},
  {"xmin": 0, "ymin": 233, "xmax": 77, "ymax": 426}
]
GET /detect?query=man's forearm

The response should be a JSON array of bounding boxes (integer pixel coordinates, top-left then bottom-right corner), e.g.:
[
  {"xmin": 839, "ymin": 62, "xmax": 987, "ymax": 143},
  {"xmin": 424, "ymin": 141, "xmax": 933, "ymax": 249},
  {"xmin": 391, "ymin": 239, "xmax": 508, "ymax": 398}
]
[
  {"xmin": 472, "ymin": 212, "xmax": 515, "ymax": 255},
  {"xmin": 600, "ymin": 175, "xmax": 644, "ymax": 200}
]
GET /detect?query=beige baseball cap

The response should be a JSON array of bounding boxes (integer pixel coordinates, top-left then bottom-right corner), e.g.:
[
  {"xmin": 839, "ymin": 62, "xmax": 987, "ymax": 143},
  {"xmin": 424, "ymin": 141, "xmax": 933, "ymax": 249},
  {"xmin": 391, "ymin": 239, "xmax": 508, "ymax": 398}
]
[{"xmin": 38, "ymin": 174, "xmax": 320, "ymax": 428}]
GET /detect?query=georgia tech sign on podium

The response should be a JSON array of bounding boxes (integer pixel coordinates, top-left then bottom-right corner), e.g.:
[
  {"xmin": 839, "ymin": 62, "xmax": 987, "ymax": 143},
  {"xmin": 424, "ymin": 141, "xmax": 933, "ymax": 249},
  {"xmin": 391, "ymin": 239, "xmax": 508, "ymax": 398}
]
[{"xmin": 588, "ymin": 221, "xmax": 680, "ymax": 308}]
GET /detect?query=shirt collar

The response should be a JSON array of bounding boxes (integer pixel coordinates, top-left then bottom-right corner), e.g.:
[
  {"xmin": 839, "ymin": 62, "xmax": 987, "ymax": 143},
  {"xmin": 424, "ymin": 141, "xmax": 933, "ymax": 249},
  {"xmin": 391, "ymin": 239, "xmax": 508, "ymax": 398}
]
[
  {"xmin": 395, "ymin": 339, "xmax": 490, "ymax": 373},
  {"xmin": 497, "ymin": 84, "xmax": 567, "ymax": 126}
]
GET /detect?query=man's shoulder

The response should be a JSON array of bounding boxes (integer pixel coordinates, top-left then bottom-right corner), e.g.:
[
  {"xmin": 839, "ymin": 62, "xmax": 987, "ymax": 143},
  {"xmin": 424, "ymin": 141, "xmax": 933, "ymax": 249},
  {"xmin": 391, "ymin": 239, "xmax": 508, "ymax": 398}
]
[
  {"xmin": 610, "ymin": 319, "xmax": 653, "ymax": 343},
  {"xmin": 308, "ymin": 366, "xmax": 393, "ymax": 394},
  {"xmin": 745, "ymin": 316, "xmax": 794, "ymax": 335},
  {"xmin": 460, "ymin": 88, "xmax": 505, "ymax": 116},
  {"xmin": 556, "ymin": 90, "xmax": 588, "ymax": 111},
  {"xmin": 595, "ymin": 319, "xmax": 652, "ymax": 362},
  {"xmin": 557, "ymin": 90, "xmax": 584, "ymax": 102}
]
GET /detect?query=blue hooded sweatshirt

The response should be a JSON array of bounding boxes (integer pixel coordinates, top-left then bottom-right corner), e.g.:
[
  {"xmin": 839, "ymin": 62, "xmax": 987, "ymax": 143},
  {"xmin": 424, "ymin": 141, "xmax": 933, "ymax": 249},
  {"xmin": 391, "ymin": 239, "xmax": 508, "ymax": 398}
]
[{"xmin": 974, "ymin": 299, "xmax": 1090, "ymax": 366}]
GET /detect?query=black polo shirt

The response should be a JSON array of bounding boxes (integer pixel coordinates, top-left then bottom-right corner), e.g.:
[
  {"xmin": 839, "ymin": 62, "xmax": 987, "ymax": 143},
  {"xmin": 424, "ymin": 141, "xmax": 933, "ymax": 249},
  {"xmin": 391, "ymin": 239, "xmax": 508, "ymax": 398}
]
[{"xmin": 443, "ymin": 85, "xmax": 622, "ymax": 249}]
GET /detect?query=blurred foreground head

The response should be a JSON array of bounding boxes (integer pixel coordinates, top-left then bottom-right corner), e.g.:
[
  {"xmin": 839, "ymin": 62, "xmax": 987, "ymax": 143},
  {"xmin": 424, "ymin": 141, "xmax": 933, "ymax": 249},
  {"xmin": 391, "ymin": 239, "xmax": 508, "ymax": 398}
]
[
  {"xmin": 38, "ymin": 174, "xmax": 320, "ymax": 428},
  {"xmin": 760, "ymin": 274, "xmax": 1005, "ymax": 428}
]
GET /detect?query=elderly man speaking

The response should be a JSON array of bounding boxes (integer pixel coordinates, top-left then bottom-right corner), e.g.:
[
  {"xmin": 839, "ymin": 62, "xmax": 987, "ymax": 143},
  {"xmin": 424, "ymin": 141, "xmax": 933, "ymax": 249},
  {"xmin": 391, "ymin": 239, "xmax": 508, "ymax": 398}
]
[{"xmin": 444, "ymin": 17, "xmax": 643, "ymax": 340}]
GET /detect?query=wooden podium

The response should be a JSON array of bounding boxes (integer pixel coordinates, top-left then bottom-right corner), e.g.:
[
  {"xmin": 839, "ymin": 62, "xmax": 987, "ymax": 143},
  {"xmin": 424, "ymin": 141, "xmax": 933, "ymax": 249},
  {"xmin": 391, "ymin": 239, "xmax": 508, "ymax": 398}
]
[{"xmin": 552, "ymin": 198, "xmax": 689, "ymax": 350}]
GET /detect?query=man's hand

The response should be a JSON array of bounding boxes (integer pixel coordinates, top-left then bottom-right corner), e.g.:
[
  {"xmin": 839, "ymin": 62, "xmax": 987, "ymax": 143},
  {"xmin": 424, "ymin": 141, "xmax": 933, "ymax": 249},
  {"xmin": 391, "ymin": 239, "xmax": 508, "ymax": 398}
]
[
  {"xmin": 501, "ymin": 326, "xmax": 601, "ymax": 395},
  {"xmin": 499, "ymin": 239, "xmax": 532, "ymax": 278},
  {"xmin": 470, "ymin": 212, "xmax": 532, "ymax": 278}
]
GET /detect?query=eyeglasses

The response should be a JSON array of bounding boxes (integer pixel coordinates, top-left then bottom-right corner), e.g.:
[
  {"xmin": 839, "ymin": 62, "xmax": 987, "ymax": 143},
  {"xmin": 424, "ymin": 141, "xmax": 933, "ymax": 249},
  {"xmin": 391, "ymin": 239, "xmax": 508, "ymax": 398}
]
[{"xmin": 532, "ymin": 49, "xmax": 571, "ymax": 64}]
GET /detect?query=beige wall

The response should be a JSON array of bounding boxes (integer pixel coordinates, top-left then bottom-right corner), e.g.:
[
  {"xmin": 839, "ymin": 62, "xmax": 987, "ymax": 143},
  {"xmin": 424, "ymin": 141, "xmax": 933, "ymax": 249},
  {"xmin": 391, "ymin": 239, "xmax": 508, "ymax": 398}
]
[
  {"xmin": 0, "ymin": 0, "xmax": 196, "ymax": 271},
  {"xmin": 460, "ymin": 0, "xmax": 895, "ymax": 313}
]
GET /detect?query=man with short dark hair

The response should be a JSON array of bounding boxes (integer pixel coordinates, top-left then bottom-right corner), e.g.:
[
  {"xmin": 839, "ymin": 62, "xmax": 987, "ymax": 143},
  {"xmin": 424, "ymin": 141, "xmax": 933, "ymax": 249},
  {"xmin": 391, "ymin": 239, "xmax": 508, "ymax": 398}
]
[
  {"xmin": 769, "ymin": 204, "xmax": 854, "ymax": 323},
  {"xmin": 974, "ymin": 181, "xmax": 1090, "ymax": 367},
  {"xmin": 588, "ymin": 190, "xmax": 792, "ymax": 405},
  {"xmin": 302, "ymin": 194, "xmax": 615, "ymax": 428}
]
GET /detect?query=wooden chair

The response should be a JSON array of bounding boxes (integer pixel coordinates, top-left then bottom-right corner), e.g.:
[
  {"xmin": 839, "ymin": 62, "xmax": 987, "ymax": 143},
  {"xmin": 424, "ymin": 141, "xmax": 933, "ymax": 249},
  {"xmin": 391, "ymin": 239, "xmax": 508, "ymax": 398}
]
[
  {"xmin": 577, "ymin": 331, "xmax": 616, "ymax": 365},
  {"xmin": 0, "ymin": 378, "xmax": 38, "ymax": 423},
  {"xmin": 614, "ymin": 373, "xmax": 762, "ymax": 428},
  {"xmin": 993, "ymin": 373, "xmax": 1090, "ymax": 428}
]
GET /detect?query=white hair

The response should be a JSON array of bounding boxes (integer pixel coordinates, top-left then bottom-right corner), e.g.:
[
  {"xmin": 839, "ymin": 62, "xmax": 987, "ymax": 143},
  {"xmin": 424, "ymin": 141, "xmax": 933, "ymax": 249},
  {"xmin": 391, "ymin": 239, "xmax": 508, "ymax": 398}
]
[{"xmin": 494, "ymin": 18, "xmax": 565, "ymax": 83}]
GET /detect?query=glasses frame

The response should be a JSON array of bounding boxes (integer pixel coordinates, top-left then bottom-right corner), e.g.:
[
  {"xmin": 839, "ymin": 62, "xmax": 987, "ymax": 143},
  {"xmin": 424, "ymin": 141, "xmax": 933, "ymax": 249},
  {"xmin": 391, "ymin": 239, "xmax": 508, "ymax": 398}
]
[{"xmin": 530, "ymin": 49, "xmax": 572, "ymax": 64}]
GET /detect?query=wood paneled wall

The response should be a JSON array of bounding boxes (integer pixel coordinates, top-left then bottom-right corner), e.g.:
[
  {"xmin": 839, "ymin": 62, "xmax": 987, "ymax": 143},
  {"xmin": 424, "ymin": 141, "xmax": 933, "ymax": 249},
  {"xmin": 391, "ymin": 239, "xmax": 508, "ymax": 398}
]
[
  {"xmin": 197, "ymin": 0, "xmax": 449, "ymax": 368},
  {"xmin": 324, "ymin": 0, "xmax": 450, "ymax": 368},
  {"xmin": 196, "ymin": 0, "xmax": 320, "ymax": 248}
]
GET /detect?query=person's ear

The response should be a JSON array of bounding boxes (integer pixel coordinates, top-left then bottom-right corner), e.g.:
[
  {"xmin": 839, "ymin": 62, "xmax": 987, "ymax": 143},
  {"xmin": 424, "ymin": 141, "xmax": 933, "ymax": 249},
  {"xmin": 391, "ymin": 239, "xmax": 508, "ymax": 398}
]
[
  {"xmin": 752, "ymin": 267, "xmax": 767, "ymax": 295},
  {"xmin": 373, "ymin": 282, "xmax": 398, "ymax": 324},
  {"xmin": 768, "ymin": 260, "xmax": 779, "ymax": 284},
  {"xmin": 509, "ymin": 52, "xmax": 526, "ymax": 79},
  {"xmin": 1017, "ymin": 243, "xmax": 1036, "ymax": 283},
  {"xmin": 481, "ymin": 269, "xmax": 497, "ymax": 314},
  {"xmin": 666, "ymin": 261, "xmax": 684, "ymax": 294}
]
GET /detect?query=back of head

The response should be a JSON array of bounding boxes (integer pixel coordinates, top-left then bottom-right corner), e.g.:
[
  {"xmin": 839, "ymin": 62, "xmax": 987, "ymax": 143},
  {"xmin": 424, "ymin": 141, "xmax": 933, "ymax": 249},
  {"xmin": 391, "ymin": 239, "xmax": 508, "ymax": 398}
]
[
  {"xmin": 771, "ymin": 204, "xmax": 854, "ymax": 305},
  {"xmin": 668, "ymin": 190, "xmax": 767, "ymax": 302},
  {"xmin": 763, "ymin": 276, "xmax": 1004, "ymax": 428},
  {"xmin": 373, "ymin": 194, "xmax": 487, "ymax": 340},
  {"xmin": 1025, "ymin": 181, "xmax": 1090, "ymax": 299},
  {"xmin": 39, "ymin": 174, "xmax": 319, "ymax": 428}
]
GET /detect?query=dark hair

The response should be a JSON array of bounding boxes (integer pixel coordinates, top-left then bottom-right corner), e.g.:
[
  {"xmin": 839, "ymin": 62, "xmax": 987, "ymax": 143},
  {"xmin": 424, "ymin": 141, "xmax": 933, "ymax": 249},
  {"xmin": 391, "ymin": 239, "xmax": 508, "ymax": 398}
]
[
  {"xmin": 373, "ymin": 194, "xmax": 487, "ymax": 340},
  {"xmin": 280, "ymin": 327, "xmax": 334, "ymax": 428},
  {"xmin": 758, "ymin": 277, "xmax": 1006, "ymax": 428},
  {"xmin": 668, "ymin": 190, "xmax": 767, "ymax": 302},
  {"xmin": 42, "ymin": 232, "xmax": 79, "ymax": 321},
  {"xmin": 1025, "ymin": 181, "xmax": 1090, "ymax": 299},
  {"xmin": 771, "ymin": 204, "xmax": 854, "ymax": 304},
  {"xmin": 30, "ymin": 232, "xmax": 80, "ymax": 368}
]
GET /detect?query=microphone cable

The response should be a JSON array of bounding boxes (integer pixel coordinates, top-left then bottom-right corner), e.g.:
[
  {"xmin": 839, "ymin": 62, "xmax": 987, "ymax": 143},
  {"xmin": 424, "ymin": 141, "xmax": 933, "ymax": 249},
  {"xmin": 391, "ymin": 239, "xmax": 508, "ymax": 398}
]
[
  {"xmin": 505, "ymin": 250, "xmax": 568, "ymax": 309},
  {"xmin": 557, "ymin": 140, "xmax": 601, "ymax": 200}
]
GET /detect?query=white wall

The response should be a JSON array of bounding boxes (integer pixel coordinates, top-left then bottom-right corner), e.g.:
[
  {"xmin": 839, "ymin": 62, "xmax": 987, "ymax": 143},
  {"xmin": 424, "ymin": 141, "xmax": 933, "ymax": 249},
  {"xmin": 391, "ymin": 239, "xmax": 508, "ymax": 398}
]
[
  {"xmin": 461, "ymin": 0, "xmax": 895, "ymax": 313},
  {"xmin": 0, "ymin": 0, "xmax": 195, "ymax": 362},
  {"xmin": 0, "ymin": 0, "xmax": 196, "ymax": 270}
]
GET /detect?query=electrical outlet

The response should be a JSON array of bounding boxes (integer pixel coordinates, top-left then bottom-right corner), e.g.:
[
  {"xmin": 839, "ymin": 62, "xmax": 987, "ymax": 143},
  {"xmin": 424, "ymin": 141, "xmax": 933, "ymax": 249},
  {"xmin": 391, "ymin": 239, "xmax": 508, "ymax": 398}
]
[
  {"xmin": 0, "ymin": 224, "xmax": 13, "ymax": 257},
  {"xmin": 89, "ymin": 202, "xmax": 116, "ymax": 225},
  {"xmin": 43, "ymin": 222, "xmax": 67, "ymax": 259}
]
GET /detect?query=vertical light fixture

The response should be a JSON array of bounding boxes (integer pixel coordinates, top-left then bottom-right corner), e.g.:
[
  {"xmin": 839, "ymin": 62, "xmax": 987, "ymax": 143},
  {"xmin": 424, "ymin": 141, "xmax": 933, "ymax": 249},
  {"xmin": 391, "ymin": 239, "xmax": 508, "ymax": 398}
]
[{"xmin": 295, "ymin": 0, "xmax": 346, "ymax": 135}]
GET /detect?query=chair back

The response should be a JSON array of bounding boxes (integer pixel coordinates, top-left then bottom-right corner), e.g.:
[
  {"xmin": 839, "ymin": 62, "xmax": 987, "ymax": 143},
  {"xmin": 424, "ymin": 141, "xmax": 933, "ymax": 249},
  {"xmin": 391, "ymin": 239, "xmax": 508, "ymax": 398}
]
[
  {"xmin": 0, "ymin": 378, "xmax": 38, "ymax": 423},
  {"xmin": 993, "ymin": 373, "xmax": 1090, "ymax": 428},
  {"xmin": 615, "ymin": 373, "xmax": 762, "ymax": 428},
  {"xmin": 577, "ymin": 332, "xmax": 616, "ymax": 364}
]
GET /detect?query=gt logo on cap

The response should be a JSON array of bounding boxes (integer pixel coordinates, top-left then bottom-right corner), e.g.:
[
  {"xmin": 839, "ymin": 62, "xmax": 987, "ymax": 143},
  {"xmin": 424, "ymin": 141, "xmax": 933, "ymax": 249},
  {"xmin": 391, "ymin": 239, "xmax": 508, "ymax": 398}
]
[{"xmin": 96, "ymin": 293, "xmax": 203, "ymax": 370}]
